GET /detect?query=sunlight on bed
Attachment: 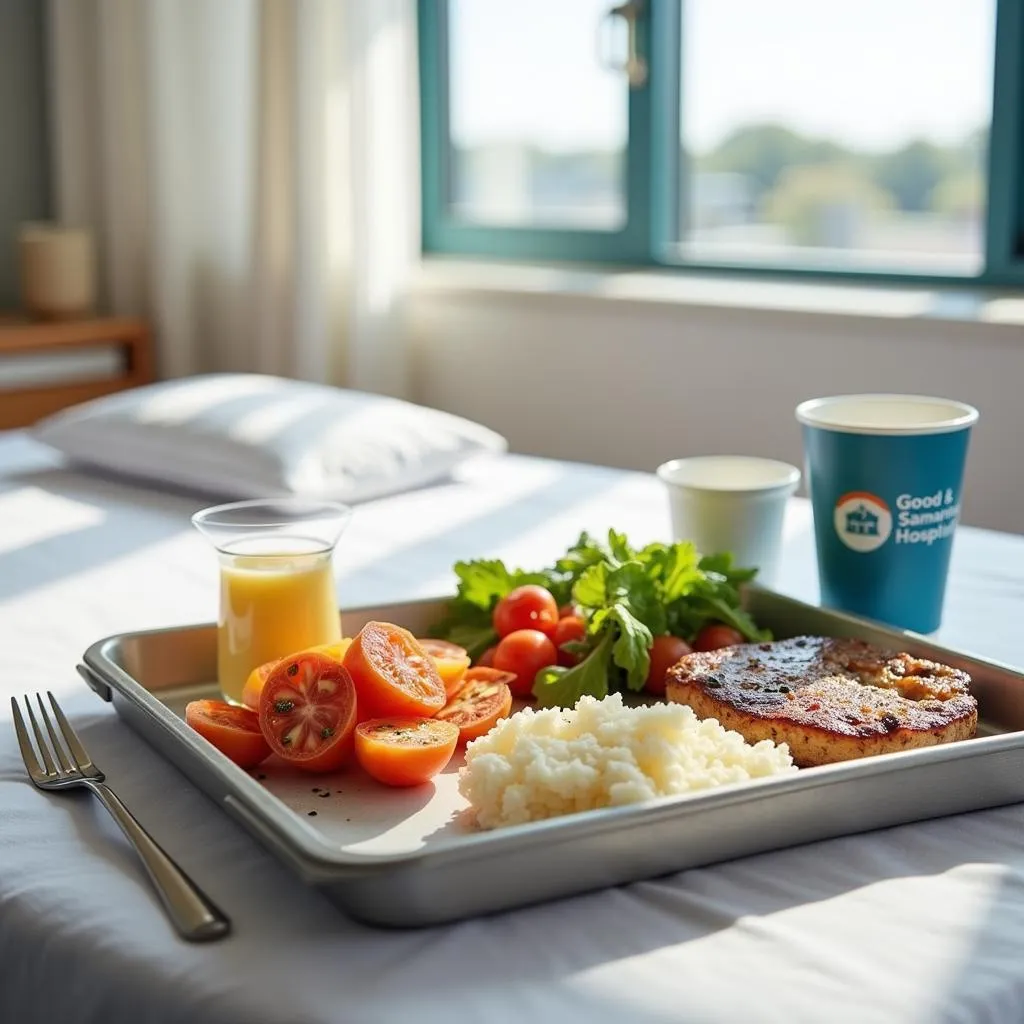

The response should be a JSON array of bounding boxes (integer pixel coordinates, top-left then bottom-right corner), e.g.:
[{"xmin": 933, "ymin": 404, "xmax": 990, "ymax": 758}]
[{"xmin": 0, "ymin": 488, "xmax": 107, "ymax": 556}]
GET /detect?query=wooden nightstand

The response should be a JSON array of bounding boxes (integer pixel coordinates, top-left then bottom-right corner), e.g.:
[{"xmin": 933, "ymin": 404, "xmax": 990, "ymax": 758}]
[{"xmin": 0, "ymin": 315, "xmax": 155, "ymax": 429}]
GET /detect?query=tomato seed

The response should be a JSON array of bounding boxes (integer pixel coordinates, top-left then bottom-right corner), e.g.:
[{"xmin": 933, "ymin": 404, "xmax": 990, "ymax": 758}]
[
  {"xmin": 321, "ymin": 727, "xmax": 334, "ymax": 739},
  {"xmin": 274, "ymin": 699, "xmax": 295, "ymax": 713},
  {"xmin": 287, "ymin": 663, "xmax": 298, "ymax": 677}
]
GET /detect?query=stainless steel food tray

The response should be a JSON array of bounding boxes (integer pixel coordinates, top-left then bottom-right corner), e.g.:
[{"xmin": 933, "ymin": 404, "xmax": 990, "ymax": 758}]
[{"xmin": 81, "ymin": 588, "xmax": 1024, "ymax": 928}]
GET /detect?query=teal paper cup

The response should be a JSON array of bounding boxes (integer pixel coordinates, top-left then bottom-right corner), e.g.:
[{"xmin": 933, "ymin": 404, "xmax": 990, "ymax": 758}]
[{"xmin": 796, "ymin": 394, "xmax": 979, "ymax": 633}]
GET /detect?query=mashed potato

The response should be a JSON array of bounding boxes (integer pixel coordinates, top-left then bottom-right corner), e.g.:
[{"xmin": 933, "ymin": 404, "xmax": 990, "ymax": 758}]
[{"xmin": 458, "ymin": 693, "xmax": 796, "ymax": 829}]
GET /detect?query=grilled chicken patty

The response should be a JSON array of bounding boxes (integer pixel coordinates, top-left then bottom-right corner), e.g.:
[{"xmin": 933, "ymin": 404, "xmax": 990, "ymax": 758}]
[{"xmin": 665, "ymin": 636, "xmax": 978, "ymax": 767}]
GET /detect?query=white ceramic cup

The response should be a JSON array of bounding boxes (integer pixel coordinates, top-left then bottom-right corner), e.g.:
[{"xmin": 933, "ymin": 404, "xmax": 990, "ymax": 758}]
[{"xmin": 656, "ymin": 455, "xmax": 801, "ymax": 587}]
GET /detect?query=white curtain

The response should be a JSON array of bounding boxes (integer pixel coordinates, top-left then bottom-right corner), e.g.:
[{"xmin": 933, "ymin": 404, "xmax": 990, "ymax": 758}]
[{"xmin": 46, "ymin": 0, "xmax": 420, "ymax": 398}]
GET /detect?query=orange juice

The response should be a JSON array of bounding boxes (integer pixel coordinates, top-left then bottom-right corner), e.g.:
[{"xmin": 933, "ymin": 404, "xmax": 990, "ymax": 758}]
[{"xmin": 217, "ymin": 537, "xmax": 342, "ymax": 704}]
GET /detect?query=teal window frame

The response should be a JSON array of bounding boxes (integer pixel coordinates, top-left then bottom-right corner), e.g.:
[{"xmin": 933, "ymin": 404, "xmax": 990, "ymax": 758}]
[{"xmin": 419, "ymin": 0, "xmax": 1024, "ymax": 288}]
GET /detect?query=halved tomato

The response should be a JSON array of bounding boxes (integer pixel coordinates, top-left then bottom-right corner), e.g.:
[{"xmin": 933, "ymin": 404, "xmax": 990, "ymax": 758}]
[
  {"xmin": 241, "ymin": 639, "xmax": 352, "ymax": 711},
  {"xmin": 343, "ymin": 622, "xmax": 447, "ymax": 719},
  {"xmin": 354, "ymin": 718, "xmax": 459, "ymax": 787},
  {"xmin": 241, "ymin": 660, "xmax": 276, "ymax": 712},
  {"xmin": 436, "ymin": 667, "xmax": 514, "ymax": 743},
  {"xmin": 258, "ymin": 651, "xmax": 358, "ymax": 773},
  {"xmin": 185, "ymin": 699, "xmax": 271, "ymax": 769},
  {"xmin": 416, "ymin": 638, "xmax": 471, "ymax": 698}
]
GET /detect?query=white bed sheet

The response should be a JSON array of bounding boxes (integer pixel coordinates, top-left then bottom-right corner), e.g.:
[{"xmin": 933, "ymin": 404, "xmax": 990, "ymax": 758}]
[{"xmin": 2, "ymin": 429, "xmax": 1024, "ymax": 1024}]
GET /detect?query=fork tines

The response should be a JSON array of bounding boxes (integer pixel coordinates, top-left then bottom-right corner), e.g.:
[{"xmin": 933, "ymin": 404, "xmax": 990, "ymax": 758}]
[{"xmin": 11, "ymin": 692, "xmax": 92, "ymax": 782}]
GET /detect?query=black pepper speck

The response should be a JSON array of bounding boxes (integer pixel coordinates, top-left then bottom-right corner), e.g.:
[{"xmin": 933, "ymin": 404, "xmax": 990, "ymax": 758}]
[{"xmin": 307, "ymin": 810, "xmax": 318, "ymax": 817}]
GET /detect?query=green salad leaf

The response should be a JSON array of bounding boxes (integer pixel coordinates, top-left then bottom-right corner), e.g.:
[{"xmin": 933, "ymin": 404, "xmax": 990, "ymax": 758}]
[
  {"xmin": 429, "ymin": 528, "xmax": 770, "ymax": 706},
  {"xmin": 534, "ymin": 632, "xmax": 615, "ymax": 708}
]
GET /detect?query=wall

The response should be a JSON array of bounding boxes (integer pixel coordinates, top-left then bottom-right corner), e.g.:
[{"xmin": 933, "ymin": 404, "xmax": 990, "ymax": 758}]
[
  {"xmin": 0, "ymin": 1, "xmax": 50, "ymax": 308},
  {"xmin": 407, "ymin": 274, "xmax": 1024, "ymax": 534}
]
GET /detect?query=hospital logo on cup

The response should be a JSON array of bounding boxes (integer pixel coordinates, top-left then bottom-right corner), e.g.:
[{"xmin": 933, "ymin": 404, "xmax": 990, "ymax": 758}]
[{"xmin": 832, "ymin": 491, "xmax": 893, "ymax": 553}]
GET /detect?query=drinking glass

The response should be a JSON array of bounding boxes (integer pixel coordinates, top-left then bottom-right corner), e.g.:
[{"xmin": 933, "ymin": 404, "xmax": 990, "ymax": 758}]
[{"xmin": 192, "ymin": 499, "xmax": 352, "ymax": 704}]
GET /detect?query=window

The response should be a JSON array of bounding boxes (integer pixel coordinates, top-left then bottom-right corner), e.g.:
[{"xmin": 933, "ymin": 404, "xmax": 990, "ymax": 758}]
[
  {"xmin": 419, "ymin": 0, "xmax": 1024, "ymax": 285},
  {"xmin": 447, "ymin": 0, "xmax": 627, "ymax": 230}
]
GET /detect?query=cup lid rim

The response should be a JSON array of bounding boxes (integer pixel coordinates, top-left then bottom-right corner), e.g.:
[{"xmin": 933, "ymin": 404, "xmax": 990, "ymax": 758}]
[
  {"xmin": 656, "ymin": 455, "xmax": 801, "ymax": 494},
  {"xmin": 795, "ymin": 394, "xmax": 979, "ymax": 436}
]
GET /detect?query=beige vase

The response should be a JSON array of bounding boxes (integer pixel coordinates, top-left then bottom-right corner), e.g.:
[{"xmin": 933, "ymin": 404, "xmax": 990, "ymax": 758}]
[{"xmin": 18, "ymin": 223, "xmax": 97, "ymax": 320}]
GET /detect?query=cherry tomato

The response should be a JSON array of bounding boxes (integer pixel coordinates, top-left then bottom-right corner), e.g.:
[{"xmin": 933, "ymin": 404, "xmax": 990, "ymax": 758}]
[
  {"xmin": 258, "ymin": 652, "xmax": 358, "ymax": 772},
  {"xmin": 343, "ymin": 622, "xmax": 447, "ymax": 719},
  {"xmin": 354, "ymin": 718, "xmax": 459, "ymax": 787},
  {"xmin": 693, "ymin": 623, "xmax": 745, "ymax": 652},
  {"xmin": 645, "ymin": 635, "xmax": 694, "ymax": 695},
  {"xmin": 416, "ymin": 638, "xmax": 471, "ymax": 698},
  {"xmin": 558, "ymin": 604, "xmax": 577, "ymax": 619},
  {"xmin": 435, "ymin": 667, "xmax": 514, "ymax": 743},
  {"xmin": 551, "ymin": 615, "xmax": 587, "ymax": 666},
  {"xmin": 493, "ymin": 585, "xmax": 559, "ymax": 638},
  {"xmin": 185, "ymin": 699, "xmax": 271, "ymax": 769},
  {"xmin": 477, "ymin": 646, "xmax": 497, "ymax": 668},
  {"xmin": 240, "ymin": 639, "xmax": 352, "ymax": 711},
  {"xmin": 493, "ymin": 629, "xmax": 558, "ymax": 697}
]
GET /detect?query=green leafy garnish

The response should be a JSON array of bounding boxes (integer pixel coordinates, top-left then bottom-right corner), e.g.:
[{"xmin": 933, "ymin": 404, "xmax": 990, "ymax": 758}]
[
  {"xmin": 534, "ymin": 632, "xmax": 615, "ymax": 707},
  {"xmin": 429, "ymin": 529, "xmax": 770, "ymax": 707},
  {"xmin": 428, "ymin": 558, "xmax": 573, "ymax": 659}
]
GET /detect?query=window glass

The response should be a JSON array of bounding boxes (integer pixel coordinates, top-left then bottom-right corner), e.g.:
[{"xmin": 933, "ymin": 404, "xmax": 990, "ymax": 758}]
[
  {"xmin": 678, "ymin": 0, "xmax": 996, "ymax": 275},
  {"xmin": 447, "ymin": 0, "xmax": 628, "ymax": 229}
]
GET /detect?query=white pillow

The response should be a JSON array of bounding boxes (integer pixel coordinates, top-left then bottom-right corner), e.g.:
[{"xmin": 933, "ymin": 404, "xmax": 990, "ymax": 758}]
[{"xmin": 32, "ymin": 374, "xmax": 508, "ymax": 502}]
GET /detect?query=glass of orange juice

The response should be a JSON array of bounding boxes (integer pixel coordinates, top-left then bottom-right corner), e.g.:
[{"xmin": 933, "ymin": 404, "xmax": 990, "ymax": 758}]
[{"xmin": 192, "ymin": 499, "xmax": 352, "ymax": 704}]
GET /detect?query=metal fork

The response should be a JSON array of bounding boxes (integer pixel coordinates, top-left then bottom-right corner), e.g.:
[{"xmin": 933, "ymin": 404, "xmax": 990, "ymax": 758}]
[{"xmin": 12, "ymin": 692, "xmax": 230, "ymax": 942}]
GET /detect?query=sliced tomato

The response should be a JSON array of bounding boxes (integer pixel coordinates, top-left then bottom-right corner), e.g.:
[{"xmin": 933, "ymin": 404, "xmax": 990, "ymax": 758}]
[
  {"xmin": 241, "ymin": 659, "xmax": 277, "ymax": 711},
  {"xmin": 315, "ymin": 638, "xmax": 353, "ymax": 661},
  {"xmin": 258, "ymin": 652, "xmax": 358, "ymax": 773},
  {"xmin": 343, "ymin": 622, "xmax": 447, "ymax": 719},
  {"xmin": 436, "ymin": 667, "xmax": 514, "ymax": 744},
  {"xmin": 240, "ymin": 639, "xmax": 352, "ymax": 711},
  {"xmin": 354, "ymin": 718, "xmax": 459, "ymax": 787},
  {"xmin": 185, "ymin": 699, "xmax": 271, "ymax": 769},
  {"xmin": 416, "ymin": 638, "xmax": 471, "ymax": 698}
]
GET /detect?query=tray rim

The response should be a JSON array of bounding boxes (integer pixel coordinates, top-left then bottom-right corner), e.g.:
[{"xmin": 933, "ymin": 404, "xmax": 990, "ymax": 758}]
[{"xmin": 82, "ymin": 586, "xmax": 1024, "ymax": 880}]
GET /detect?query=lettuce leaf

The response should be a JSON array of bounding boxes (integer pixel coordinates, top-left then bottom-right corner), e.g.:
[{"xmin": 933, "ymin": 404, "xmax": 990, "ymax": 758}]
[
  {"xmin": 533, "ymin": 632, "xmax": 614, "ymax": 707},
  {"xmin": 432, "ymin": 531, "xmax": 770, "ymax": 702}
]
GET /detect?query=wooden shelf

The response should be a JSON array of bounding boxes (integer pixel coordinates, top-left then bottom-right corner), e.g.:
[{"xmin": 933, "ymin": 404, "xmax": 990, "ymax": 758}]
[{"xmin": 0, "ymin": 315, "xmax": 155, "ymax": 430}]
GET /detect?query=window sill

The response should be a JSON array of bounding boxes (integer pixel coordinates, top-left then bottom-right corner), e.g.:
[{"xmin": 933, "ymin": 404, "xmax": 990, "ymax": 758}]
[{"xmin": 413, "ymin": 257, "xmax": 1024, "ymax": 329}]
